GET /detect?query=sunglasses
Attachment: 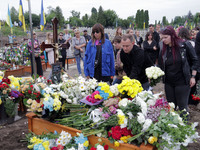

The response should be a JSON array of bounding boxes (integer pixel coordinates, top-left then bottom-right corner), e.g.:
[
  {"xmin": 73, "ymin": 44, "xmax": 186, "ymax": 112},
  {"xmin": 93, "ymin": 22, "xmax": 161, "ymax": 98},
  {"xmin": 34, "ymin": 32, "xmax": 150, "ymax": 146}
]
[
  {"xmin": 92, "ymin": 30, "xmax": 100, "ymax": 34},
  {"xmin": 33, "ymin": 33, "xmax": 36, "ymax": 35}
]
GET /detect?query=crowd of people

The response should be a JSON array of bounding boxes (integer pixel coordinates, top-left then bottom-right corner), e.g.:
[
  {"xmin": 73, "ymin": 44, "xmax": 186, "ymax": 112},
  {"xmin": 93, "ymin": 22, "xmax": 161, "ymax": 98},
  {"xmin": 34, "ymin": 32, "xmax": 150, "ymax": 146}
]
[{"xmin": 28, "ymin": 23, "xmax": 200, "ymax": 120}]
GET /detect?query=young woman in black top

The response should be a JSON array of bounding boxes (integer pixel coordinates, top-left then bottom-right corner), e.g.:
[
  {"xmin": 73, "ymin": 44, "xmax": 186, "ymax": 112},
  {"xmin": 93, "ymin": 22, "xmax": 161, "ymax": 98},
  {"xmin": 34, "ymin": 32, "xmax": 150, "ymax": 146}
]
[
  {"xmin": 143, "ymin": 31, "xmax": 157, "ymax": 64},
  {"xmin": 158, "ymin": 26, "xmax": 198, "ymax": 120}
]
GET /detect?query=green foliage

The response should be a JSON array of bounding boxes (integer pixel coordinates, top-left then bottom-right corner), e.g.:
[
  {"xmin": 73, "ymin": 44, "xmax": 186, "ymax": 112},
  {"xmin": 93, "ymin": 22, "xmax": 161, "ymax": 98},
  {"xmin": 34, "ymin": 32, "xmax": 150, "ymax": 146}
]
[
  {"xmin": 10, "ymin": 6, "xmax": 18, "ymax": 23},
  {"xmin": 4, "ymin": 98, "xmax": 16, "ymax": 117},
  {"xmin": 97, "ymin": 6, "xmax": 106, "ymax": 26},
  {"xmin": 1, "ymin": 26, "xmax": 27, "ymax": 36}
]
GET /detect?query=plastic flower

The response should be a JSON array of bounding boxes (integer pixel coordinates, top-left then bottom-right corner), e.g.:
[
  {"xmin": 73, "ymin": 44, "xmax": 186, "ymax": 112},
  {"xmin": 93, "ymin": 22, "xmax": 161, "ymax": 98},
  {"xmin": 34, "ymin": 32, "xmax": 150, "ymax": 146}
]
[
  {"xmin": 148, "ymin": 136, "xmax": 158, "ymax": 144},
  {"xmin": 0, "ymin": 98, "xmax": 2, "ymax": 105}
]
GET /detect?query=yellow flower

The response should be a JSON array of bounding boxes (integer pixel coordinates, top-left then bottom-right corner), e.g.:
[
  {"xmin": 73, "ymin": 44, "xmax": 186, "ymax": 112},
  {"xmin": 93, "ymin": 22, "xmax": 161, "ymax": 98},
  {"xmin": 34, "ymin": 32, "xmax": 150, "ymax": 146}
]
[
  {"xmin": 27, "ymin": 144, "xmax": 34, "ymax": 149},
  {"xmin": 0, "ymin": 99, "xmax": 2, "ymax": 105},
  {"xmin": 83, "ymin": 140, "xmax": 89, "ymax": 147},
  {"xmin": 42, "ymin": 141, "xmax": 50, "ymax": 150},
  {"xmin": 114, "ymin": 141, "xmax": 120, "ymax": 147},
  {"xmin": 118, "ymin": 114, "xmax": 125, "ymax": 125},
  {"xmin": 94, "ymin": 94, "xmax": 102, "ymax": 100},
  {"xmin": 148, "ymin": 136, "xmax": 158, "ymax": 144}
]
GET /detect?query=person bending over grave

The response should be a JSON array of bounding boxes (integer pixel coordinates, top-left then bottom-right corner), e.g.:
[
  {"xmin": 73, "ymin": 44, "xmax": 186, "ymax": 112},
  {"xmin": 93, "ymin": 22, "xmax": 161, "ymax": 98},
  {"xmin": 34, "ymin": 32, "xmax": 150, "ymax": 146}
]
[
  {"xmin": 120, "ymin": 34, "xmax": 153, "ymax": 90},
  {"xmin": 72, "ymin": 29, "xmax": 86, "ymax": 75},
  {"xmin": 58, "ymin": 32, "xmax": 69, "ymax": 70},
  {"xmin": 84, "ymin": 23, "xmax": 115, "ymax": 83},
  {"xmin": 27, "ymin": 32, "xmax": 43, "ymax": 76}
]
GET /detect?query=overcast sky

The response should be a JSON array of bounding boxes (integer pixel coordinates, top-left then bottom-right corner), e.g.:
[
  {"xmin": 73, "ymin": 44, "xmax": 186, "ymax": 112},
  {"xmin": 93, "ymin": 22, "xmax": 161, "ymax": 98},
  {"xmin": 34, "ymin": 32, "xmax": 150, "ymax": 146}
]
[{"xmin": 0, "ymin": 0, "xmax": 199, "ymax": 24}]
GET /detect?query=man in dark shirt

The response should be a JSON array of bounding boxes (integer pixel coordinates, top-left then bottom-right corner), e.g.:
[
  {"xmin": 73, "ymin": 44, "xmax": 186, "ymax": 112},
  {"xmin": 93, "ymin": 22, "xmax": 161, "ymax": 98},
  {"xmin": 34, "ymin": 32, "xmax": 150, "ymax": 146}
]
[
  {"xmin": 120, "ymin": 34, "xmax": 153, "ymax": 90},
  {"xmin": 83, "ymin": 30, "xmax": 91, "ymax": 48},
  {"xmin": 58, "ymin": 32, "xmax": 68, "ymax": 70},
  {"xmin": 149, "ymin": 24, "xmax": 160, "ymax": 64}
]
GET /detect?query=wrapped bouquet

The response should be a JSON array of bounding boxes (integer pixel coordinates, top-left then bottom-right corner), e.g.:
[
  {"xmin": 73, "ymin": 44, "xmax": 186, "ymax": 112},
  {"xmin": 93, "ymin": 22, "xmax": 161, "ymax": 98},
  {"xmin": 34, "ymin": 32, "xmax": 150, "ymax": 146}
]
[{"xmin": 145, "ymin": 66, "xmax": 165, "ymax": 86}]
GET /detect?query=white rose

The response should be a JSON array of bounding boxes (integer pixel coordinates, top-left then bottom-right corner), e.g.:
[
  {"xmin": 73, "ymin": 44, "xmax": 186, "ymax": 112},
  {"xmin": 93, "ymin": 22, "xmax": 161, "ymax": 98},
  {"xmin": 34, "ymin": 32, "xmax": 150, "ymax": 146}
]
[
  {"xmin": 153, "ymin": 74, "xmax": 158, "ymax": 79},
  {"xmin": 168, "ymin": 102, "xmax": 175, "ymax": 109},
  {"xmin": 97, "ymin": 145, "xmax": 104, "ymax": 150},
  {"xmin": 142, "ymin": 119, "xmax": 152, "ymax": 131},
  {"xmin": 118, "ymin": 98, "xmax": 130, "ymax": 107},
  {"xmin": 137, "ymin": 112, "xmax": 145, "ymax": 124}
]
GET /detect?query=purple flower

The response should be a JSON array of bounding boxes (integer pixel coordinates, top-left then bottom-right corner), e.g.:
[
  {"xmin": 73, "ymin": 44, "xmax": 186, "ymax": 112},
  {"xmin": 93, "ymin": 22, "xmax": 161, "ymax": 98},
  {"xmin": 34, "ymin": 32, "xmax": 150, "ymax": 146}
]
[{"xmin": 102, "ymin": 113, "xmax": 110, "ymax": 120}]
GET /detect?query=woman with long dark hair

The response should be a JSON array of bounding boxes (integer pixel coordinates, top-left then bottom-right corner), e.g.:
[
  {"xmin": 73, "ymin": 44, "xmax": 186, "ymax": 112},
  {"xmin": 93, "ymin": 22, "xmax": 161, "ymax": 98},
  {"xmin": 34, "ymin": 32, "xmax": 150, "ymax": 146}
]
[
  {"xmin": 158, "ymin": 26, "xmax": 198, "ymax": 120},
  {"xmin": 143, "ymin": 31, "xmax": 157, "ymax": 64},
  {"xmin": 84, "ymin": 23, "xmax": 115, "ymax": 83}
]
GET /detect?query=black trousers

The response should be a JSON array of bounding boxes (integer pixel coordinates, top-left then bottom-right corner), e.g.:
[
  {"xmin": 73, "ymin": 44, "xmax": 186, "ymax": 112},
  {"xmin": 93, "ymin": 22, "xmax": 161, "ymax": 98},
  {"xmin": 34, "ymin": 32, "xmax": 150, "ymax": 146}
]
[
  {"xmin": 59, "ymin": 50, "xmax": 66, "ymax": 69},
  {"xmin": 30, "ymin": 54, "xmax": 43, "ymax": 76},
  {"xmin": 165, "ymin": 83, "xmax": 190, "ymax": 120}
]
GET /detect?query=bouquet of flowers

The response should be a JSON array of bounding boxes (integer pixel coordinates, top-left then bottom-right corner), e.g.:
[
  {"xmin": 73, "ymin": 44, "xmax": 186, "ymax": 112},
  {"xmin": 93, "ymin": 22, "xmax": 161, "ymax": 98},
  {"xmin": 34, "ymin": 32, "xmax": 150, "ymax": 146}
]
[
  {"xmin": 26, "ymin": 131, "xmax": 89, "ymax": 150},
  {"xmin": 191, "ymin": 80, "xmax": 200, "ymax": 101},
  {"xmin": 117, "ymin": 76, "xmax": 143, "ymax": 98},
  {"xmin": 145, "ymin": 66, "xmax": 165, "ymax": 86}
]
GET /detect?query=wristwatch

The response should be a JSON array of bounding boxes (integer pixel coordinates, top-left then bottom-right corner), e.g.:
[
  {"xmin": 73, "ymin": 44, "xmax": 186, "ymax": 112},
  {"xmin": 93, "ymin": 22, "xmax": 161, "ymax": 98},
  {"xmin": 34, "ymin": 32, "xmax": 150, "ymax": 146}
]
[{"xmin": 191, "ymin": 75, "xmax": 196, "ymax": 78}]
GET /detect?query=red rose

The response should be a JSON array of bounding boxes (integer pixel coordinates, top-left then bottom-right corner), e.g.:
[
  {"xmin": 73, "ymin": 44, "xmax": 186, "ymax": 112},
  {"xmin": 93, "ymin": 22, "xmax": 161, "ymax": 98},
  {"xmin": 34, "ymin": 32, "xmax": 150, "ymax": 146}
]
[
  {"xmin": 30, "ymin": 85, "xmax": 33, "ymax": 88},
  {"xmin": 28, "ymin": 90, "xmax": 32, "ymax": 94},
  {"xmin": 41, "ymin": 104, "xmax": 44, "ymax": 108},
  {"xmin": 108, "ymin": 131, "xmax": 112, "ymax": 137},
  {"xmin": 104, "ymin": 145, "xmax": 109, "ymax": 150},
  {"xmin": 90, "ymin": 147, "xmax": 97, "ymax": 150},
  {"xmin": 57, "ymin": 145, "xmax": 64, "ymax": 150},
  {"xmin": 121, "ymin": 127, "xmax": 132, "ymax": 136},
  {"xmin": 112, "ymin": 130, "xmax": 122, "ymax": 140},
  {"xmin": 36, "ymin": 99, "xmax": 40, "ymax": 103},
  {"xmin": 51, "ymin": 147, "xmax": 58, "ymax": 150}
]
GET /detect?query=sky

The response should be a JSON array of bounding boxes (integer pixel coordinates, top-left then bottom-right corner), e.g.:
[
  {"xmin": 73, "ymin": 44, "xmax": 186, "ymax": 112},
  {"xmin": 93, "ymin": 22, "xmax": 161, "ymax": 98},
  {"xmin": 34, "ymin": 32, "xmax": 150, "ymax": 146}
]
[{"xmin": 0, "ymin": 0, "xmax": 199, "ymax": 24}]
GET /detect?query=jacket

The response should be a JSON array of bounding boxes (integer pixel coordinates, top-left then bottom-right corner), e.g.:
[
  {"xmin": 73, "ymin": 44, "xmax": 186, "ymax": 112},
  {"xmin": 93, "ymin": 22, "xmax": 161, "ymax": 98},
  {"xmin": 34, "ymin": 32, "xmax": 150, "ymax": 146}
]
[
  {"xmin": 158, "ymin": 41, "xmax": 199, "ymax": 84},
  {"xmin": 84, "ymin": 39, "xmax": 115, "ymax": 77},
  {"xmin": 195, "ymin": 31, "xmax": 200, "ymax": 72},
  {"xmin": 120, "ymin": 45, "xmax": 153, "ymax": 84}
]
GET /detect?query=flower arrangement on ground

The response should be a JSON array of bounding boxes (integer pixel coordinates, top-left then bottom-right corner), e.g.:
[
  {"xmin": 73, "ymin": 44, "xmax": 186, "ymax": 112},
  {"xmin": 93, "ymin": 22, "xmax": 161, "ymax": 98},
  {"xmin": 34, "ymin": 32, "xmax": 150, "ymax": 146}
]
[
  {"xmin": 26, "ymin": 131, "xmax": 89, "ymax": 150},
  {"xmin": 145, "ymin": 66, "xmax": 165, "ymax": 86}
]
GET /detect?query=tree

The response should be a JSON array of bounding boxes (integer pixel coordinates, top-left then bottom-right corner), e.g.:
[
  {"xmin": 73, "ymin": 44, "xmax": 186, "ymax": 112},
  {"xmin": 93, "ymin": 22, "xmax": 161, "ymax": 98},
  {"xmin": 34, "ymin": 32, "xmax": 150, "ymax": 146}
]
[
  {"xmin": 71, "ymin": 10, "xmax": 80, "ymax": 18},
  {"xmin": 55, "ymin": 6, "xmax": 65, "ymax": 26},
  {"xmin": 82, "ymin": 14, "xmax": 89, "ymax": 27},
  {"xmin": 24, "ymin": 12, "xmax": 39, "ymax": 27},
  {"xmin": 97, "ymin": 6, "xmax": 106, "ymax": 26},
  {"xmin": 162, "ymin": 16, "xmax": 168, "ymax": 26},
  {"xmin": 144, "ymin": 10, "xmax": 149, "ymax": 28},
  {"xmin": 32, "ymin": 14, "xmax": 40, "ymax": 27},
  {"xmin": 10, "ymin": 7, "xmax": 18, "ymax": 24},
  {"xmin": 104, "ymin": 9, "xmax": 118, "ymax": 27},
  {"xmin": 187, "ymin": 10, "xmax": 193, "ymax": 22}
]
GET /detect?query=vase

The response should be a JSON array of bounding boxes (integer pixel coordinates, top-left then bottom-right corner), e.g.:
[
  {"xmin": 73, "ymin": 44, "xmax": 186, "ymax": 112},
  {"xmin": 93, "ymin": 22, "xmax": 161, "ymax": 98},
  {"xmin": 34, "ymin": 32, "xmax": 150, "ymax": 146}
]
[{"xmin": 0, "ymin": 103, "xmax": 8, "ymax": 125}]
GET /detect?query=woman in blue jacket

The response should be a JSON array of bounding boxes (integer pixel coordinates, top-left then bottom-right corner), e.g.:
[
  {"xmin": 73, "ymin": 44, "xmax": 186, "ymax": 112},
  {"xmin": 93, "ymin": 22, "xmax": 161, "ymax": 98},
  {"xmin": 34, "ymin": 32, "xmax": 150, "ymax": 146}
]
[{"xmin": 84, "ymin": 23, "xmax": 115, "ymax": 83}]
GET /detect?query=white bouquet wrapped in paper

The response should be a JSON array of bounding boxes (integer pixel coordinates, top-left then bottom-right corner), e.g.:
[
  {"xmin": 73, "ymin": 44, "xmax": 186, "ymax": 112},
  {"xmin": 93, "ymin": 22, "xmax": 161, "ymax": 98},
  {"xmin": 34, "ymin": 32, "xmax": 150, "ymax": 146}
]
[{"xmin": 145, "ymin": 66, "xmax": 165, "ymax": 86}]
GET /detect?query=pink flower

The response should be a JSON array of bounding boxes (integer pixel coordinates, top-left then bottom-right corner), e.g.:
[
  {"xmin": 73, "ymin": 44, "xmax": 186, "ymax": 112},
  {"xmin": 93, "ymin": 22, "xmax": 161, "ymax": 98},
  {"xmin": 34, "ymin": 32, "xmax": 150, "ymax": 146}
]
[{"xmin": 109, "ymin": 106, "xmax": 117, "ymax": 114}]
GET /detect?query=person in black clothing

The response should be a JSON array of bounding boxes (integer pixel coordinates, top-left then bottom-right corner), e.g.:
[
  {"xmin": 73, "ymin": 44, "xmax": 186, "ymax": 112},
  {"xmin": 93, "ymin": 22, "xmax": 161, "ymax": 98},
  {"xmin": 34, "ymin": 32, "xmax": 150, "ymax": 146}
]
[
  {"xmin": 158, "ymin": 26, "xmax": 198, "ymax": 120},
  {"xmin": 143, "ymin": 31, "xmax": 157, "ymax": 64},
  {"xmin": 120, "ymin": 34, "xmax": 153, "ymax": 90},
  {"xmin": 149, "ymin": 24, "xmax": 160, "ymax": 63},
  {"xmin": 58, "ymin": 32, "xmax": 68, "ymax": 70},
  {"xmin": 83, "ymin": 30, "xmax": 91, "ymax": 48},
  {"xmin": 134, "ymin": 30, "xmax": 143, "ymax": 48}
]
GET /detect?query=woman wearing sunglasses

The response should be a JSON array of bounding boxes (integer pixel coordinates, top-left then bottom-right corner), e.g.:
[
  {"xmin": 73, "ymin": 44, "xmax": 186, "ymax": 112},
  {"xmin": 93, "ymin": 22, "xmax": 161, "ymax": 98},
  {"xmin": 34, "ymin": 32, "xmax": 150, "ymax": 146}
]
[
  {"xmin": 84, "ymin": 23, "xmax": 115, "ymax": 83},
  {"xmin": 158, "ymin": 26, "xmax": 198, "ymax": 120}
]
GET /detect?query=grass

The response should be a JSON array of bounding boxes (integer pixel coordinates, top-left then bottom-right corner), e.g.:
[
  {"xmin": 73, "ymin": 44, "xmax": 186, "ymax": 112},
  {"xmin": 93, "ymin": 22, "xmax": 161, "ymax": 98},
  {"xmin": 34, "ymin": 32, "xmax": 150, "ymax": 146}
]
[{"xmin": 0, "ymin": 26, "xmax": 27, "ymax": 36}]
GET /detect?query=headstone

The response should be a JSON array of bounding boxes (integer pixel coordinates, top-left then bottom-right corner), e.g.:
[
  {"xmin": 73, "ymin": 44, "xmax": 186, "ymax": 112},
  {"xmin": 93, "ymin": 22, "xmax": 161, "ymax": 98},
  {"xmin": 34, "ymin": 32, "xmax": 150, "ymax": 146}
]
[{"xmin": 51, "ymin": 62, "xmax": 62, "ymax": 84}]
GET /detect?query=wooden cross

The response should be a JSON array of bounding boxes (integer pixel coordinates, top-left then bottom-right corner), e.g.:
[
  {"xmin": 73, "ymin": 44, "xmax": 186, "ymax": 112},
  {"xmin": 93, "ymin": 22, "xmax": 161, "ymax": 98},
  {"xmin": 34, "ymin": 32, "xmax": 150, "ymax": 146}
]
[{"xmin": 40, "ymin": 17, "xmax": 70, "ymax": 63}]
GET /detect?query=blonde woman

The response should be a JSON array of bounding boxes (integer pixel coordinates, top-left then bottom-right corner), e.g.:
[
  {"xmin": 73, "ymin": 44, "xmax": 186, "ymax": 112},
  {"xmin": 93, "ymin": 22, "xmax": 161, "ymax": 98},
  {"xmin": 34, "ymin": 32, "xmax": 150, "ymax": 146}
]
[{"xmin": 45, "ymin": 32, "xmax": 54, "ymax": 65}]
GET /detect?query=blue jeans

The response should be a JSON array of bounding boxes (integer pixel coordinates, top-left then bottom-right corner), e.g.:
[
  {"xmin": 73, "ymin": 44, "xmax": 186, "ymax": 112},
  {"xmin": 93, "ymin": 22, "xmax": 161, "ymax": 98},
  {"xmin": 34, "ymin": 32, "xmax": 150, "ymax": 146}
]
[{"xmin": 75, "ymin": 56, "xmax": 84, "ymax": 75}]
